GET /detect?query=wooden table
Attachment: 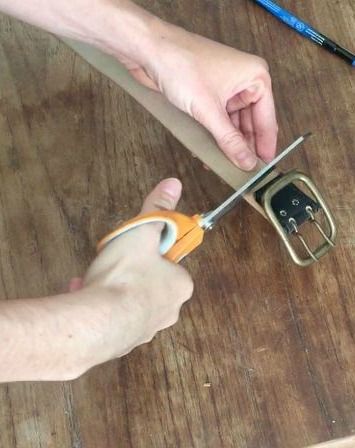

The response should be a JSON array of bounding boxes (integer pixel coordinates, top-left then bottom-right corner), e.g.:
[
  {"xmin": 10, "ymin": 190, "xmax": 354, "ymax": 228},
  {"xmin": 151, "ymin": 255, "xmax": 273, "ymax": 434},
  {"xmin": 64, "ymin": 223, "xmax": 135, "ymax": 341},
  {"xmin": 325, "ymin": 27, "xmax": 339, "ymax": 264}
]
[{"xmin": 0, "ymin": 1, "xmax": 354, "ymax": 447}]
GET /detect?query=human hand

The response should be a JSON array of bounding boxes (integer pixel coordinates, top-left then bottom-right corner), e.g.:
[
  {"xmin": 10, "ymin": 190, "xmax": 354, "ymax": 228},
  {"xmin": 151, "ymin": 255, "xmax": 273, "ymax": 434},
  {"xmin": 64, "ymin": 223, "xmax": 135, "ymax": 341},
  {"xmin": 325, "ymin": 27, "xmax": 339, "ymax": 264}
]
[
  {"xmin": 119, "ymin": 22, "xmax": 278, "ymax": 171},
  {"xmin": 72, "ymin": 178, "xmax": 193, "ymax": 368},
  {"xmin": 0, "ymin": 0, "xmax": 276, "ymax": 171},
  {"xmin": 0, "ymin": 179, "xmax": 193, "ymax": 383}
]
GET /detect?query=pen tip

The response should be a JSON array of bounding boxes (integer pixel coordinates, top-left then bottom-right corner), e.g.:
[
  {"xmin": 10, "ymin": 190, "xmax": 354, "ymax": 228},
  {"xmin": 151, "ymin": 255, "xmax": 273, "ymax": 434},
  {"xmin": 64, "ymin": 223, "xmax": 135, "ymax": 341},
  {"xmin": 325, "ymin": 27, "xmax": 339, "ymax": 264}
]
[{"xmin": 303, "ymin": 132, "xmax": 313, "ymax": 140}]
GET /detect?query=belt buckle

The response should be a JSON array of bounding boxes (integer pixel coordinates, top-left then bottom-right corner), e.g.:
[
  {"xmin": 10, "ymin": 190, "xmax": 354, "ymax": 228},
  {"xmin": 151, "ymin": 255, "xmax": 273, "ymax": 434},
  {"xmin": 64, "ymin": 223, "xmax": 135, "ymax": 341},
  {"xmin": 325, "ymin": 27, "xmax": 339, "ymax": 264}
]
[{"xmin": 261, "ymin": 171, "xmax": 337, "ymax": 267}]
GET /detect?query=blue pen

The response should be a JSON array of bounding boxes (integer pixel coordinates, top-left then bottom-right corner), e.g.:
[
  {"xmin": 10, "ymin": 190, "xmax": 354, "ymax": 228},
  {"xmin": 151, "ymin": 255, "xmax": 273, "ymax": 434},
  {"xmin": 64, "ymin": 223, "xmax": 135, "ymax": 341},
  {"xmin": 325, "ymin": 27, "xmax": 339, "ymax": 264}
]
[{"xmin": 253, "ymin": 0, "xmax": 355, "ymax": 67}]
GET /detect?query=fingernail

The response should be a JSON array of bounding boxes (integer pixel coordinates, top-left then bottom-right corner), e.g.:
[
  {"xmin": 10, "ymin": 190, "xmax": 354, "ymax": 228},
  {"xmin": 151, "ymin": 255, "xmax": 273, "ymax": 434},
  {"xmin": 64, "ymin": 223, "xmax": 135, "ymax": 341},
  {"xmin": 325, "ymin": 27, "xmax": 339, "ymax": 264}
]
[
  {"xmin": 68, "ymin": 277, "xmax": 84, "ymax": 293},
  {"xmin": 235, "ymin": 151, "xmax": 257, "ymax": 170},
  {"xmin": 161, "ymin": 178, "xmax": 182, "ymax": 198},
  {"xmin": 264, "ymin": 155, "xmax": 274, "ymax": 163}
]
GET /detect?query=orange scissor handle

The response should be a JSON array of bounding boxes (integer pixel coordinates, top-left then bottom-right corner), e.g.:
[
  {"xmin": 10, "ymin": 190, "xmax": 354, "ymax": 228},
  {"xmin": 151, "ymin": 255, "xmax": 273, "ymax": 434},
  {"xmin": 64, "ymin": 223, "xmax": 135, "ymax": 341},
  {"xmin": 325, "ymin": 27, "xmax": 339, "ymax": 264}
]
[{"xmin": 97, "ymin": 211, "xmax": 205, "ymax": 263}]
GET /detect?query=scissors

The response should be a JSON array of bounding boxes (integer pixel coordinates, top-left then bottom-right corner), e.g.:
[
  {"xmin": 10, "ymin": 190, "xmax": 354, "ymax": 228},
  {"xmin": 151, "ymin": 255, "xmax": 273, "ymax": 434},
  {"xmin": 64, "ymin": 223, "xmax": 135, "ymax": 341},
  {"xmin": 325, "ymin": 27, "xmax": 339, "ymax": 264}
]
[{"xmin": 97, "ymin": 135, "xmax": 311, "ymax": 263}]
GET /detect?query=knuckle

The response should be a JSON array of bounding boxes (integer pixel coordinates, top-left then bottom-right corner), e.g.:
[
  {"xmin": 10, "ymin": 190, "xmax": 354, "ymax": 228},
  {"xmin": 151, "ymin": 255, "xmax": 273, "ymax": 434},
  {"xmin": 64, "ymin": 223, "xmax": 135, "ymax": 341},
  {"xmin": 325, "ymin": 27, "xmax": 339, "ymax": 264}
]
[
  {"xmin": 254, "ymin": 56, "xmax": 270, "ymax": 73},
  {"xmin": 179, "ymin": 271, "xmax": 194, "ymax": 302},
  {"xmin": 260, "ymin": 70, "xmax": 272, "ymax": 89},
  {"xmin": 142, "ymin": 332, "xmax": 156, "ymax": 344},
  {"xmin": 251, "ymin": 57, "xmax": 272, "ymax": 88},
  {"xmin": 184, "ymin": 275, "xmax": 194, "ymax": 299},
  {"xmin": 147, "ymin": 190, "xmax": 174, "ymax": 211},
  {"xmin": 233, "ymin": 93, "xmax": 249, "ymax": 109},
  {"xmin": 167, "ymin": 309, "xmax": 181, "ymax": 327},
  {"xmin": 218, "ymin": 130, "xmax": 244, "ymax": 151},
  {"xmin": 153, "ymin": 197, "xmax": 172, "ymax": 211},
  {"xmin": 172, "ymin": 267, "xmax": 194, "ymax": 303},
  {"xmin": 243, "ymin": 128, "xmax": 254, "ymax": 139}
]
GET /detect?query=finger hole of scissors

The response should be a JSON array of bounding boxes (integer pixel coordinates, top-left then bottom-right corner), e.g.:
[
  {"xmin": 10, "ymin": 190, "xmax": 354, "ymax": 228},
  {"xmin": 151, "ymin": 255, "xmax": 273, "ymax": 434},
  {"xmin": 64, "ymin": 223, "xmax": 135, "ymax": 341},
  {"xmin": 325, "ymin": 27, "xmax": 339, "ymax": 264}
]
[{"xmin": 160, "ymin": 221, "xmax": 178, "ymax": 255}]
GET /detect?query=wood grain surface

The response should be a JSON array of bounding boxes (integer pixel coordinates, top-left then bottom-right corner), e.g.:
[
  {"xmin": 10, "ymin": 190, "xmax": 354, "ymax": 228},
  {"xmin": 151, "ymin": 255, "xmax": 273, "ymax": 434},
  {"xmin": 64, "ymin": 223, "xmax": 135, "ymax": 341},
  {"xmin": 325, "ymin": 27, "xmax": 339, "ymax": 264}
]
[{"xmin": 0, "ymin": 1, "xmax": 354, "ymax": 447}]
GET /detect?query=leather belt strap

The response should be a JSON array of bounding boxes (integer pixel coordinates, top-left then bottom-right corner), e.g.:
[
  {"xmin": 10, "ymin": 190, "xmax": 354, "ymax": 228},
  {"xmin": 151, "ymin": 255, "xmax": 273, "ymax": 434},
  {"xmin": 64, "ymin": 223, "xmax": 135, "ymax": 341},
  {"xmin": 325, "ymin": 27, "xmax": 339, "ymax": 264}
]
[{"xmin": 305, "ymin": 435, "xmax": 355, "ymax": 448}]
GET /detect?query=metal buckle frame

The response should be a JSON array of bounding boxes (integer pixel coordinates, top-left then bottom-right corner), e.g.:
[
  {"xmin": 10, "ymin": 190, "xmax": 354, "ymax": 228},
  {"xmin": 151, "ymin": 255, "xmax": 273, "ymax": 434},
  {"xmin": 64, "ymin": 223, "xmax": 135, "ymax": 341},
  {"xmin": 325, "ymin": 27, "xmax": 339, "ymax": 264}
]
[{"xmin": 262, "ymin": 171, "xmax": 337, "ymax": 267}]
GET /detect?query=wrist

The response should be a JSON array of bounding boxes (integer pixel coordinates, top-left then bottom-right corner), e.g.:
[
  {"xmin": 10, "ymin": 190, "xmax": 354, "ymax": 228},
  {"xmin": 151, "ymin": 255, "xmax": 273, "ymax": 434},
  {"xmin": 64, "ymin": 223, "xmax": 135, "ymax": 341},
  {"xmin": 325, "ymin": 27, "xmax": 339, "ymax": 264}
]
[
  {"xmin": 92, "ymin": 1, "xmax": 167, "ymax": 66},
  {"xmin": 72, "ymin": 283, "xmax": 145, "ymax": 369}
]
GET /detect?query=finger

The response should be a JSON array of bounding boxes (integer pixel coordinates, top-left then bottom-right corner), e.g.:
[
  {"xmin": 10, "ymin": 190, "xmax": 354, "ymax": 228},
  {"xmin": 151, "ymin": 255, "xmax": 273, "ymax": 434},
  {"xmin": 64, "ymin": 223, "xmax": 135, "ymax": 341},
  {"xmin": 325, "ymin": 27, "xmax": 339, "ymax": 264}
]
[
  {"xmin": 226, "ymin": 86, "xmax": 263, "ymax": 114},
  {"xmin": 231, "ymin": 109, "xmax": 257, "ymax": 154},
  {"xmin": 196, "ymin": 101, "xmax": 257, "ymax": 170},
  {"xmin": 68, "ymin": 277, "xmax": 84, "ymax": 292},
  {"xmin": 137, "ymin": 178, "xmax": 182, "ymax": 250},
  {"xmin": 129, "ymin": 67, "xmax": 159, "ymax": 92},
  {"xmin": 226, "ymin": 95, "xmax": 248, "ymax": 113},
  {"xmin": 229, "ymin": 110, "xmax": 240, "ymax": 129},
  {"xmin": 252, "ymin": 89, "xmax": 278, "ymax": 162},
  {"xmin": 104, "ymin": 179, "xmax": 182, "ymax": 256},
  {"xmin": 140, "ymin": 178, "xmax": 182, "ymax": 214},
  {"xmin": 240, "ymin": 107, "xmax": 256, "ymax": 154}
]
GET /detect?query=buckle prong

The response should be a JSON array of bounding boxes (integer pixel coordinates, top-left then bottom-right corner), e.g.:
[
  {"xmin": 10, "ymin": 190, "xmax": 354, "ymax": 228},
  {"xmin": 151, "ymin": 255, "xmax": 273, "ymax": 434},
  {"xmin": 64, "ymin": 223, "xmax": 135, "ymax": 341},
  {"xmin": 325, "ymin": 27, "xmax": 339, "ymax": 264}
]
[
  {"xmin": 305, "ymin": 206, "xmax": 335, "ymax": 247},
  {"xmin": 288, "ymin": 218, "xmax": 318, "ymax": 262}
]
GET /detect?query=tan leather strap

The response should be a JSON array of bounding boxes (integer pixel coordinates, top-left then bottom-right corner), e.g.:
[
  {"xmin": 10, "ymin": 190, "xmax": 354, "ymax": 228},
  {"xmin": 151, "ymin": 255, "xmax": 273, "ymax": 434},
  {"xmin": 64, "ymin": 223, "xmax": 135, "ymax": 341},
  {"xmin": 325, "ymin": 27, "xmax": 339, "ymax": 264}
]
[{"xmin": 305, "ymin": 436, "xmax": 355, "ymax": 448}]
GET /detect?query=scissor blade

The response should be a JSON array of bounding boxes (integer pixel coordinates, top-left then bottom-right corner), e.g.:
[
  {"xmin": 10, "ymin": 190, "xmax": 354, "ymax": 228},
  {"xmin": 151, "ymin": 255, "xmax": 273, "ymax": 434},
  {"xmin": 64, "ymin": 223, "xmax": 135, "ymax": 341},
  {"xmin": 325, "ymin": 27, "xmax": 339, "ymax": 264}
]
[{"xmin": 201, "ymin": 133, "xmax": 311, "ymax": 229}]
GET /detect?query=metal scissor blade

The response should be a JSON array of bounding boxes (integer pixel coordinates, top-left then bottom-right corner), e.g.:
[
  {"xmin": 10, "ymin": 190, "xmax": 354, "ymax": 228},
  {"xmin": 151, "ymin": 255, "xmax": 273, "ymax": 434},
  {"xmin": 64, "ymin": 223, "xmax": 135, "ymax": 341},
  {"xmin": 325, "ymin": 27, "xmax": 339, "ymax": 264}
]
[{"xmin": 201, "ymin": 133, "xmax": 312, "ymax": 229}]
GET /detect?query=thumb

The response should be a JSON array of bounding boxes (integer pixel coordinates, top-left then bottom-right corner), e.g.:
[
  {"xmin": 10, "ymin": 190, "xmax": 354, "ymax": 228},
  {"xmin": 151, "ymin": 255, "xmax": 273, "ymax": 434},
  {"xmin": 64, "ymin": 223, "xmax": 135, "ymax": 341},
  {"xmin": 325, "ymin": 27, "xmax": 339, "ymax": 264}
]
[
  {"xmin": 138, "ymin": 178, "xmax": 182, "ymax": 249},
  {"xmin": 96, "ymin": 179, "xmax": 182, "ymax": 258},
  {"xmin": 129, "ymin": 67, "xmax": 160, "ymax": 91},
  {"xmin": 197, "ymin": 103, "xmax": 257, "ymax": 171},
  {"xmin": 140, "ymin": 178, "xmax": 182, "ymax": 214}
]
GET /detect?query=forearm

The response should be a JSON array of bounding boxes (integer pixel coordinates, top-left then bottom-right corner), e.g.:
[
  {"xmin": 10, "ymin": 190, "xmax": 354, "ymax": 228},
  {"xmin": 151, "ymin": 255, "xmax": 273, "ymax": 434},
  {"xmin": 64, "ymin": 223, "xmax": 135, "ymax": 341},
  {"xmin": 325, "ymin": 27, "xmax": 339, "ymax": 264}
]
[
  {"xmin": 0, "ymin": 180, "xmax": 194, "ymax": 383},
  {"xmin": 0, "ymin": 287, "xmax": 121, "ymax": 382},
  {"xmin": 0, "ymin": 0, "xmax": 161, "ymax": 64}
]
